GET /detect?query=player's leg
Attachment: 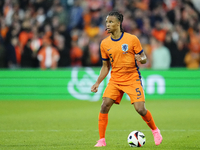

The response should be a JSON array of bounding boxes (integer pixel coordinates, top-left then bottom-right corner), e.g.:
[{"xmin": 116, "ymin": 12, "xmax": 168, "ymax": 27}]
[
  {"xmin": 133, "ymin": 101, "xmax": 162, "ymax": 145},
  {"xmin": 95, "ymin": 97, "xmax": 114, "ymax": 147},
  {"xmin": 123, "ymin": 83, "xmax": 162, "ymax": 146},
  {"xmin": 99, "ymin": 97, "xmax": 114, "ymax": 140},
  {"xmin": 134, "ymin": 101, "xmax": 156, "ymax": 130},
  {"xmin": 95, "ymin": 83, "xmax": 123, "ymax": 147}
]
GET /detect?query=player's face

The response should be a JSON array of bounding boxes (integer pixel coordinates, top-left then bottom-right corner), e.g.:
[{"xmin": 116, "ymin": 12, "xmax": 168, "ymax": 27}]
[{"xmin": 105, "ymin": 15, "xmax": 120, "ymax": 33}]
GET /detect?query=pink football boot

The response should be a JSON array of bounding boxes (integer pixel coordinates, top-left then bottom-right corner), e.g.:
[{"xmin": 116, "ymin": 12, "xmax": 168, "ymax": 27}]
[
  {"xmin": 152, "ymin": 128, "xmax": 163, "ymax": 145},
  {"xmin": 94, "ymin": 138, "xmax": 106, "ymax": 147}
]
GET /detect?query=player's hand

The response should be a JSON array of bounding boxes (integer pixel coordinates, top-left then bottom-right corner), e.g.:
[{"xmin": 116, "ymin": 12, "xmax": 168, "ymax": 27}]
[
  {"xmin": 135, "ymin": 54, "xmax": 141, "ymax": 62},
  {"xmin": 135, "ymin": 52, "xmax": 147, "ymax": 64},
  {"xmin": 91, "ymin": 83, "xmax": 99, "ymax": 93}
]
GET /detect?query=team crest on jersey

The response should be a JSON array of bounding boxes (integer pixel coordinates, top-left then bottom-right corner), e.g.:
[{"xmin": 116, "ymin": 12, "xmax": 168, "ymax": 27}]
[{"xmin": 122, "ymin": 44, "xmax": 128, "ymax": 54}]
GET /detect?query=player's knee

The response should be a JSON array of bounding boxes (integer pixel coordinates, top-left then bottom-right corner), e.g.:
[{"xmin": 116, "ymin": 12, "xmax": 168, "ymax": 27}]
[
  {"xmin": 135, "ymin": 107, "xmax": 146, "ymax": 116},
  {"xmin": 100, "ymin": 98, "xmax": 114, "ymax": 113},
  {"xmin": 101, "ymin": 102, "xmax": 112, "ymax": 113}
]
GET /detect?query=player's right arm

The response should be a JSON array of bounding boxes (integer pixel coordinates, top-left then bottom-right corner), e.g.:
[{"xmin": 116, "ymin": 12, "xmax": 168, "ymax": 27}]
[{"xmin": 91, "ymin": 60, "xmax": 110, "ymax": 93}]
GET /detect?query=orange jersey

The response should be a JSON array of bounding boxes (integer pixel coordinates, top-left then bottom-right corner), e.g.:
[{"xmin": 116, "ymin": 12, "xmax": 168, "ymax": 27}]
[{"xmin": 100, "ymin": 32, "xmax": 143, "ymax": 85}]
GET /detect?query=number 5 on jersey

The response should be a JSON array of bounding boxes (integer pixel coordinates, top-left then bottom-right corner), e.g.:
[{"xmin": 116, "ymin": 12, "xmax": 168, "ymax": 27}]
[
  {"xmin": 135, "ymin": 88, "xmax": 141, "ymax": 96},
  {"xmin": 109, "ymin": 54, "xmax": 114, "ymax": 62}
]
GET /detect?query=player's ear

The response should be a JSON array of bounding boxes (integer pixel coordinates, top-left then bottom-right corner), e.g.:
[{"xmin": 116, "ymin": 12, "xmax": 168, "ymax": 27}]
[{"xmin": 117, "ymin": 21, "xmax": 120, "ymax": 27}]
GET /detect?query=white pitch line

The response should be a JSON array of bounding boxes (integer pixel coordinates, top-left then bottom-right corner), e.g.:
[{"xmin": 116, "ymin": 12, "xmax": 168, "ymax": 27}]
[
  {"xmin": 0, "ymin": 130, "xmax": 83, "ymax": 132},
  {"xmin": 105, "ymin": 129, "xmax": 200, "ymax": 132},
  {"xmin": 0, "ymin": 129, "xmax": 199, "ymax": 132}
]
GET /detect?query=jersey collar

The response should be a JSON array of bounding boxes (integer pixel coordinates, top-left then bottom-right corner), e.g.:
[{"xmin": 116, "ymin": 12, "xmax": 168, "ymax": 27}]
[{"xmin": 111, "ymin": 32, "xmax": 124, "ymax": 41}]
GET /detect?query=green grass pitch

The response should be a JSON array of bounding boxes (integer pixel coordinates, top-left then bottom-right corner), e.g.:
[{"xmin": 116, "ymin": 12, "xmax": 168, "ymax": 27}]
[{"xmin": 0, "ymin": 100, "xmax": 199, "ymax": 150}]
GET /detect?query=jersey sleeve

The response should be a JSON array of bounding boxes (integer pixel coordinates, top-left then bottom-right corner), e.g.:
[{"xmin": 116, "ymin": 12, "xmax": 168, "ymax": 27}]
[
  {"xmin": 133, "ymin": 35, "xmax": 143, "ymax": 54},
  {"xmin": 100, "ymin": 42, "xmax": 109, "ymax": 60}
]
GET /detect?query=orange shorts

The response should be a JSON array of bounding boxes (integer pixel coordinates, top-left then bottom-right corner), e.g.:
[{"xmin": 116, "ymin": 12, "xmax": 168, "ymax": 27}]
[{"xmin": 103, "ymin": 81, "xmax": 145, "ymax": 104}]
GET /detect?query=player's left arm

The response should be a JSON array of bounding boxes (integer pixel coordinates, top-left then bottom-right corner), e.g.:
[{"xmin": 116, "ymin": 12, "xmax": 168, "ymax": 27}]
[{"xmin": 135, "ymin": 51, "xmax": 147, "ymax": 64}]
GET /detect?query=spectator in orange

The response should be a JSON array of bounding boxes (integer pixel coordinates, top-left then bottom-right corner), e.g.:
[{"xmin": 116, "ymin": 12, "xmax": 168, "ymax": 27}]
[
  {"xmin": 0, "ymin": 19, "xmax": 9, "ymax": 39},
  {"xmin": 88, "ymin": 36, "xmax": 101, "ymax": 66},
  {"xmin": 83, "ymin": 8, "xmax": 91, "ymax": 28},
  {"xmin": 84, "ymin": 23, "xmax": 100, "ymax": 38},
  {"xmin": 184, "ymin": 50, "xmax": 200, "ymax": 69},
  {"xmin": 134, "ymin": 0, "xmax": 149, "ymax": 11},
  {"xmin": 37, "ymin": 38, "xmax": 60, "ymax": 69},
  {"xmin": 151, "ymin": 20, "xmax": 167, "ymax": 42},
  {"xmin": 188, "ymin": 31, "xmax": 200, "ymax": 53},
  {"xmin": 70, "ymin": 41, "xmax": 83, "ymax": 66},
  {"xmin": 18, "ymin": 20, "xmax": 33, "ymax": 49}
]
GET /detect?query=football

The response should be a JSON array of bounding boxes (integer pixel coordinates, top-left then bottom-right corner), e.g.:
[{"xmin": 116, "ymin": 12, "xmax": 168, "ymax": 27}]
[{"xmin": 127, "ymin": 131, "xmax": 146, "ymax": 147}]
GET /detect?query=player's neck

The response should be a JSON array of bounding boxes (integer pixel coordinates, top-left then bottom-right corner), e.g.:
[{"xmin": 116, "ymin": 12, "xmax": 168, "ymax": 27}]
[{"xmin": 111, "ymin": 30, "xmax": 122, "ymax": 40}]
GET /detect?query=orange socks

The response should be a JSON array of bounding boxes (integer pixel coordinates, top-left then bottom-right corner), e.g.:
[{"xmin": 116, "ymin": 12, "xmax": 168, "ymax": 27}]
[
  {"xmin": 98, "ymin": 113, "xmax": 108, "ymax": 139},
  {"xmin": 98, "ymin": 111, "xmax": 156, "ymax": 139},
  {"xmin": 141, "ymin": 110, "xmax": 157, "ymax": 130}
]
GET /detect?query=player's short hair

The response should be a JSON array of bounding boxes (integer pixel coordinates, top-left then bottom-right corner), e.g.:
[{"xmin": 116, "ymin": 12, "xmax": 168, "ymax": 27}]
[{"xmin": 108, "ymin": 11, "xmax": 124, "ymax": 32}]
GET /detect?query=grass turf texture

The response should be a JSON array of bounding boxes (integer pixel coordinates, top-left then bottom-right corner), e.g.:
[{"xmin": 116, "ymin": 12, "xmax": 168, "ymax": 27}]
[{"xmin": 0, "ymin": 100, "xmax": 199, "ymax": 150}]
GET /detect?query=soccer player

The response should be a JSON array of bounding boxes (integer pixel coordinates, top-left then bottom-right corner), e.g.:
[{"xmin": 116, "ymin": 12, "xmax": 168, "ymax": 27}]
[{"xmin": 91, "ymin": 11, "xmax": 163, "ymax": 147}]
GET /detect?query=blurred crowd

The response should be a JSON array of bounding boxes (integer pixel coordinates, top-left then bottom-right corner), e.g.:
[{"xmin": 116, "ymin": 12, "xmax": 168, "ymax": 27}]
[{"xmin": 0, "ymin": 0, "xmax": 200, "ymax": 69}]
